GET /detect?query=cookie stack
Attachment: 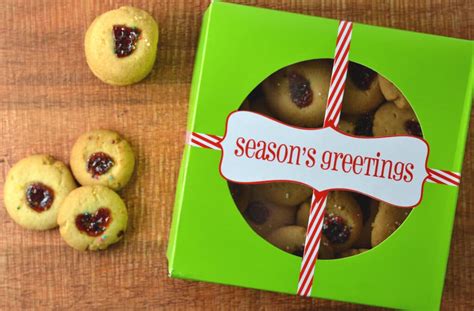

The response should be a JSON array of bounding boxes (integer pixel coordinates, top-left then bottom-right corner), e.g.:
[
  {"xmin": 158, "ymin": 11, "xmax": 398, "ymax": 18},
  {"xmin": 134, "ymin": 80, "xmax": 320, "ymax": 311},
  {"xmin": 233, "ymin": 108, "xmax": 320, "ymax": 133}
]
[
  {"xmin": 231, "ymin": 59, "xmax": 420, "ymax": 259},
  {"xmin": 3, "ymin": 130, "xmax": 135, "ymax": 251}
]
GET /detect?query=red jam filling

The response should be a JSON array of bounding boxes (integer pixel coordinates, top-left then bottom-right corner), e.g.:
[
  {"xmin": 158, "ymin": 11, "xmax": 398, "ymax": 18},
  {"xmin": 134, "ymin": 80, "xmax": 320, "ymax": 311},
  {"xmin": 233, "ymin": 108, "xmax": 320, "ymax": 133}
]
[
  {"xmin": 113, "ymin": 25, "xmax": 141, "ymax": 58},
  {"xmin": 26, "ymin": 183, "xmax": 54, "ymax": 212},
  {"xmin": 75, "ymin": 208, "xmax": 112, "ymax": 237},
  {"xmin": 244, "ymin": 201, "xmax": 269, "ymax": 224},
  {"xmin": 87, "ymin": 152, "xmax": 114, "ymax": 178},
  {"xmin": 348, "ymin": 63, "xmax": 377, "ymax": 90},
  {"xmin": 288, "ymin": 72, "xmax": 313, "ymax": 108},
  {"xmin": 322, "ymin": 214, "xmax": 350, "ymax": 244},
  {"xmin": 354, "ymin": 113, "xmax": 374, "ymax": 137},
  {"xmin": 404, "ymin": 120, "xmax": 423, "ymax": 137}
]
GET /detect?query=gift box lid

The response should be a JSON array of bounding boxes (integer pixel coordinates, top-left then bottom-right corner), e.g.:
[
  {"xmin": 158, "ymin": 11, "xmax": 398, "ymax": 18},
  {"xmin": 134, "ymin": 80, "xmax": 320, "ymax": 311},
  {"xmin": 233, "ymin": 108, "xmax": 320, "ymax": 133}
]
[{"xmin": 167, "ymin": 1, "xmax": 473, "ymax": 309}]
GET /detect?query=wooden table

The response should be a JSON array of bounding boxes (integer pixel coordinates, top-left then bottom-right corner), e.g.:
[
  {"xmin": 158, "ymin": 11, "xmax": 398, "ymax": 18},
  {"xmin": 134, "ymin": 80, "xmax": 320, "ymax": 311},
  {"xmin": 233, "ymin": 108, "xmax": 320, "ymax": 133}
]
[{"xmin": 0, "ymin": 0, "xmax": 472, "ymax": 309}]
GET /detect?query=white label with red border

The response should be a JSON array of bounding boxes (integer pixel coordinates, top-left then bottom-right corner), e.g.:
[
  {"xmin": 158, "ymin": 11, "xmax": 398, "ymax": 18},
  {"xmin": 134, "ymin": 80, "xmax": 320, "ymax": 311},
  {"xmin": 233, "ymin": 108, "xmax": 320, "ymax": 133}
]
[{"xmin": 219, "ymin": 111, "xmax": 429, "ymax": 208}]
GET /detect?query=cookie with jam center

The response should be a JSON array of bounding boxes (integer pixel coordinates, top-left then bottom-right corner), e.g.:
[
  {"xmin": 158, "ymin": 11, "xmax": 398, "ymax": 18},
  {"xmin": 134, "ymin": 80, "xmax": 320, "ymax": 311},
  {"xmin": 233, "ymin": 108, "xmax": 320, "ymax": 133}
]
[
  {"xmin": 262, "ymin": 59, "xmax": 332, "ymax": 128},
  {"xmin": 339, "ymin": 113, "xmax": 375, "ymax": 137},
  {"xmin": 84, "ymin": 6, "xmax": 159, "ymax": 85},
  {"xmin": 58, "ymin": 185, "xmax": 128, "ymax": 251},
  {"xmin": 3, "ymin": 155, "xmax": 77, "ymax": 230},
  {"xmin": 70, "ymin": 130, "xmax": 135, "ymax": 191},
  {"xmin": 243, "ymin": 190, "xmax": 297, "ymax": 236},
  {"xmin": 372, "ymin": 102, "xmax": 423, "ymax": 137},
  {"xmin": 342, "ymin": 62, "xmax": 385, "ymax": 115},
  {"xmin": 323, "ymin": 191, "xmax": 363, "ymax": 253},
  {"xmin": 319, "ymin": 235, "xmax": 336, "ymax": 259}
]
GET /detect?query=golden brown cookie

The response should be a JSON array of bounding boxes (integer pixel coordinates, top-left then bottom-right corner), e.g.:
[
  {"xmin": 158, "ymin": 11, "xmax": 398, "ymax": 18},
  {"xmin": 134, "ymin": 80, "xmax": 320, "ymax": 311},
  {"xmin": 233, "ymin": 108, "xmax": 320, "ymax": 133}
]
[
  {"xmin": 262, "ymin": 59, "xmax": 332, "ymax": 127},
  {"xmin": 353, "ymin": 198, "xmax": 379, "ymax": 249},
  {"xmin": 378, "ymin": 75, "xmax": 409, "ymax": 109},
  {"xmin": 337, "ymin": 119, "xmax": 356, "ymax": 135},
  {"xmin": 3, "ymin": 155, "xmax": 77, "ymax": 230},
  {"xmin": 58, "ymin": 185, "xmax": 128, "ymax": 251},
  {"xmin": 85, "ymin": 6, "xmax": 159, "ymax": 86},
  {"xmin": 243, "ymin": 191, "xmax": 296, "ymax": 236},
  {"xmin": 267, "ymin": 225, "xmax": 306, "ymax": 256},
  {"xmin": 254, "ymin": 182, "xmax": 312, "ymax": 207},
  {"xmin": 342, "ymin": 63, "xmax": 384, "ymax": 115},
  {"xmin": 70, "ymin": 130, "xmax": 135, "ymax": 191},
  {"xmin": 322, "ymin": 191, "xmax": 363, "ymax": 253},
  {"xmin": 372, "ymin": 102, "xmax": 423, "ymax": 137},
  {"xmin": 296, "ymin": 199, "xmax": 310, "ymax": 227},
  {"xmin": 371, "ymin": 202, "xmax": 411, "ymax": 247}
]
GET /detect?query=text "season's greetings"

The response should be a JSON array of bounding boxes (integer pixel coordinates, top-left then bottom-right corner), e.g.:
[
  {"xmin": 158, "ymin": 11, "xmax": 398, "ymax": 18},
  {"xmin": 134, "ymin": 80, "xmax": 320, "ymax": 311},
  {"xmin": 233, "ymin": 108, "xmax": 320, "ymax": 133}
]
[{"xmin": 220, "ymin": 111, "xmax": 429, "ymax": 207}]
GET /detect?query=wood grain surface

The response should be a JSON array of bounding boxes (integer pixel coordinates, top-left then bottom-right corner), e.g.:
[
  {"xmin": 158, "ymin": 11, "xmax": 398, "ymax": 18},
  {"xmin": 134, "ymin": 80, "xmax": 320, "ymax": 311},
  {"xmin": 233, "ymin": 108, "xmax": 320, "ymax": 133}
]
[{"xmin": 0, "ymin": 0, "xmax": 472, "ymax": 309}]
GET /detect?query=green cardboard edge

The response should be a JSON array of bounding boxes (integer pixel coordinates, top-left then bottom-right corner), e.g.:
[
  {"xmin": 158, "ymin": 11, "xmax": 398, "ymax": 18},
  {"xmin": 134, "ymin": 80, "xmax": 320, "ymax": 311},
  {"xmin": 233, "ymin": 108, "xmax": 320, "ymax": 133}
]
[{"xmin": 166, "ymin": 5, "xmax": 215, "ymax": 268}]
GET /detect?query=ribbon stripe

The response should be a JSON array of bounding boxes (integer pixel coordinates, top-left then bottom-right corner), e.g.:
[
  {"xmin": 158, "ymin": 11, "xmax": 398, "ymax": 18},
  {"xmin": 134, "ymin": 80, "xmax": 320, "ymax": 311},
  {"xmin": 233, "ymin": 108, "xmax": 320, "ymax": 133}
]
[
  {"xmin": 426, "ymin": 168, "xmax": 460, "ymax": 186},
  {"xmin": 188, "ymin": 132, "xmax": 222, "ymax": 150},
  {"xmin": 297, "ymin": 192, "xmax": 327, "ymax": 296},
  {"xmin": 297, "ymin": 20, "xmax": 353, "ymax": 297}
]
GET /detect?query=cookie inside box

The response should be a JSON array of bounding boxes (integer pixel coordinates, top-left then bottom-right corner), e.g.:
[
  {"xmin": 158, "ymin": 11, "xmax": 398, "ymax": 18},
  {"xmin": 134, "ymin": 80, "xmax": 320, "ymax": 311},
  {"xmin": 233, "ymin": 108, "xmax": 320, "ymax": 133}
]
[{"xmin": 228, "ymin": 58, "xmax": 422, "ymax": 259}]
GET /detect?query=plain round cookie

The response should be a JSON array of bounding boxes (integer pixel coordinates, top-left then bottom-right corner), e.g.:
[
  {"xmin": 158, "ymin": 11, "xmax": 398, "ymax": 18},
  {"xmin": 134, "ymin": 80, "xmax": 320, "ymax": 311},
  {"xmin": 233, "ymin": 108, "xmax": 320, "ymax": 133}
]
[
  {"xmin": 267, "ymin": 225, "xmax": 306, "ymax": 256},
  {"xmin": 372, "ymin": 102, "xmax": 423, "ymax": 137},
  {"xmin": 70, "ymin": 130, "xmax": 135, "ymax": 191},
  {"xmin": 254, "ymin": 182, "xmax": 312, "ymax": 207},
  {"xmin": 58, "ymin": 185, "xmax": 128, "ymax": 251},
  {"xmin": 342, "ymin": 62, "xmax": 384, "ymax": 115},
  {"xmin": 378, "ymin": 75, "xmax": 409, "ymax": 109},
  {"xmin": 353, "ymin": 199, "xmax": 379, "ymax": 249},
  {"xmin": 4, "ymin": 155, "xmax": 77, "ymax": 230},
  {"xmin": 262, "ymin": 59, "xmax": 332, "ymax": 127},
  {"xmin": 296, "ymin": 200, "xmax": 310, "ymax": 227},
  {"xmin": 371, "ymin": 202, "xmax": 410, "ymax": 247},
  {"xmin": 85, "ymin": 6, "xmax": 159, "ymax": 85}
]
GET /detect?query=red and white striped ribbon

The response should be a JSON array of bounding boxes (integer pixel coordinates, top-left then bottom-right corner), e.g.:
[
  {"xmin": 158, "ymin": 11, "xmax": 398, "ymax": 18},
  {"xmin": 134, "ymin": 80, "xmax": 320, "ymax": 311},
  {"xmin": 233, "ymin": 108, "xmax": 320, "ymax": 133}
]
[
  {"xmin": 324, "ymin": 21, "xmax": 353, "ymax": 128},
  {"xmin": 297, "ymin": 20, "xmax": 352, "ymax": 297},
  {"xmin": 426, "ymin": 168, "xmax": 461, "ymax": 187},
  {"xmin": 185, "ymin": 19, "xmax": 462, "ymax": 299},
  {"xmin": 186, "ymin": 133, "xmax": 462, "ymax": 188},
  {"xmin": 187, "ymin": 131, "xmax": 222, "ymax": 150},
  {"xmin": 296, "ymin": 191, "xmax": 328, "ymax": 296}
]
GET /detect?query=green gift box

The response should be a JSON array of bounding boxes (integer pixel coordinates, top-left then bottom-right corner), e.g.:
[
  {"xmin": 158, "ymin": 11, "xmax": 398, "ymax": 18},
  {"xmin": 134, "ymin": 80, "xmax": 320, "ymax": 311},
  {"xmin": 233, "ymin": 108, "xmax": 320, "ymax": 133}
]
[{"xmin": 167, "ymin": 1, "xmax": 473, "ymax": 309}]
